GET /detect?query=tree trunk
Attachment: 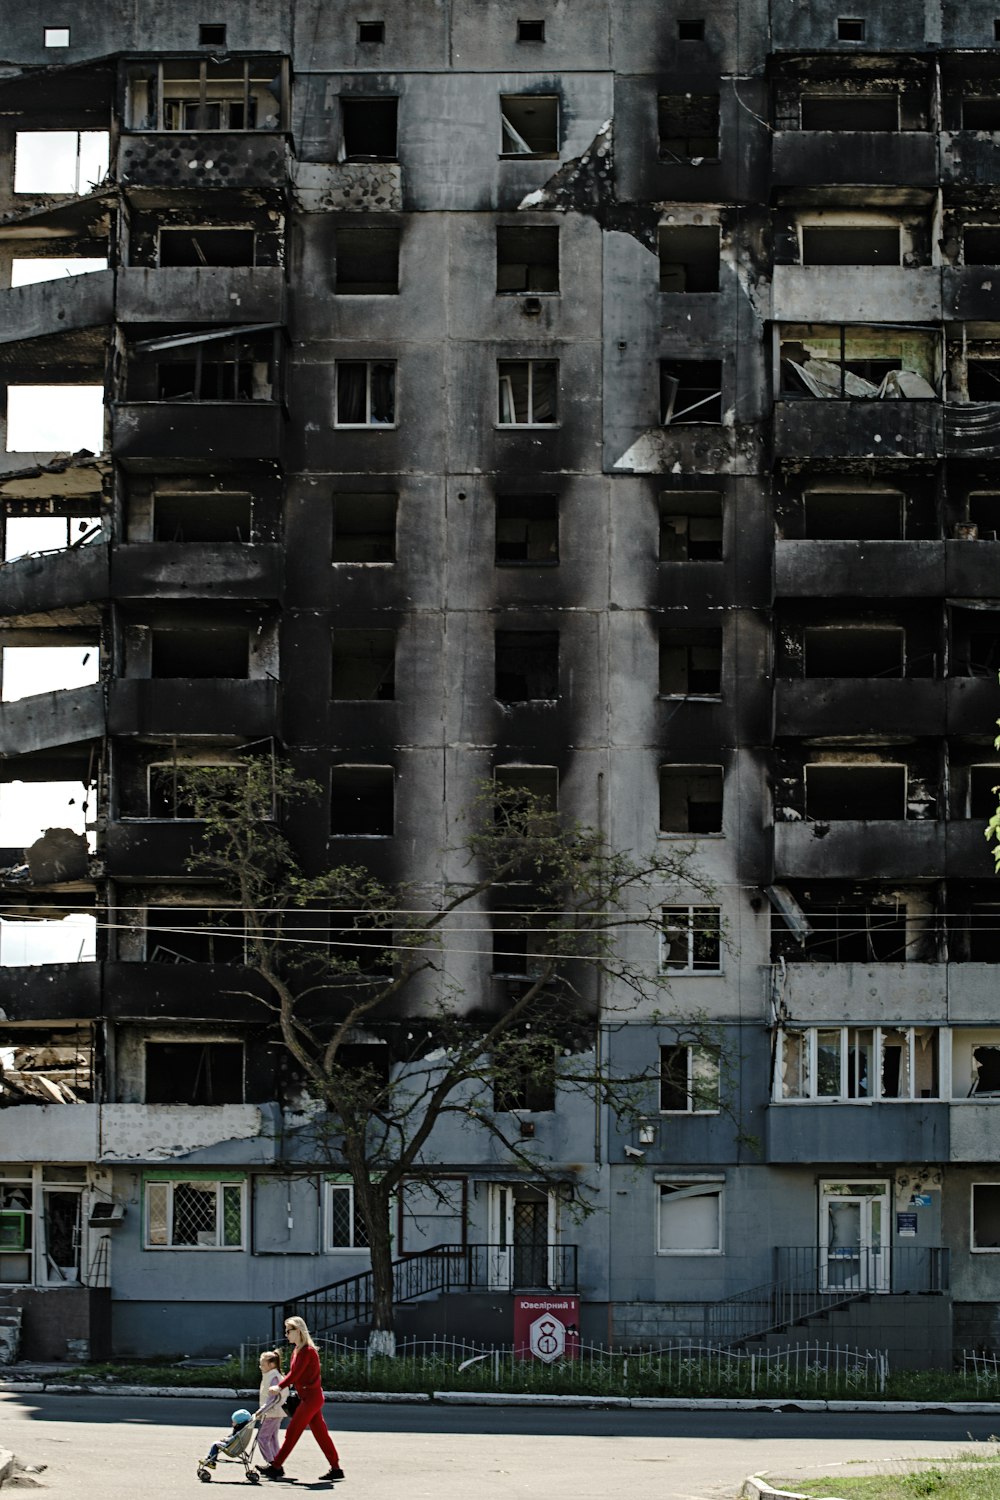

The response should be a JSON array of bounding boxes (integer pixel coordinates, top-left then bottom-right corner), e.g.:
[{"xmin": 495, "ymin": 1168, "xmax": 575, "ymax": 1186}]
[{"xmin": 348, "ymin": 1149, "xmax": 396, "ymax": 1356}]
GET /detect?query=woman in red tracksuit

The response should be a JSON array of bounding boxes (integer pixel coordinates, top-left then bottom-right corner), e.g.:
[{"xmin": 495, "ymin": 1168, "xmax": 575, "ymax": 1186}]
[{"xmin": 257, "ymin": 1316, "xmax": 344, "ymax": 1482}]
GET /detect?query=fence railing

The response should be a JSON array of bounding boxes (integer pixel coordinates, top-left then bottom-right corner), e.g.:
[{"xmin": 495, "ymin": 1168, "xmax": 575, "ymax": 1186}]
[{"xmin": 963, "ymin": 1350, "xmax": 1000, "ymax": 1390}]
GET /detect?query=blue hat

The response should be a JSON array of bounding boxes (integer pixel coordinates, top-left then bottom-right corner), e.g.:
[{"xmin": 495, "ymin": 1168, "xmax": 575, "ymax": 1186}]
[{"xmin": 232, "ymin": 1409, "xmax": 253, "ymax": 1426}]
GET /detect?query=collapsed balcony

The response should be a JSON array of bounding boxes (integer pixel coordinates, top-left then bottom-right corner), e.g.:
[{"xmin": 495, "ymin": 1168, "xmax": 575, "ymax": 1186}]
[{"xmin": 0, "ymin": 1023, "xmax": 95, "ymax": 1106}]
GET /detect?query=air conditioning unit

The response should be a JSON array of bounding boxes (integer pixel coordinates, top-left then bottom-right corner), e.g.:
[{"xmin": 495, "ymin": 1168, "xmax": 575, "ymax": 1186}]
[{"xmin": 88, "ymin": 1202, "xmax": 126, "ymax": 1227}]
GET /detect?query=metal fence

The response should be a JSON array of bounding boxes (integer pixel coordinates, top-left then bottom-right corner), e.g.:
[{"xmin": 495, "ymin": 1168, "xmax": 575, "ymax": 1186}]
[{"xmin": 963, "ymin": 1349, "xmax": 1000, "ymax": 1390}]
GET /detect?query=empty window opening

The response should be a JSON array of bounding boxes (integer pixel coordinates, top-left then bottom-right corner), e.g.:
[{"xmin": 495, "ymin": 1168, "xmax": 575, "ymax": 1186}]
[
  {"xmin": 779, "ymin": 325, "xmax": 937, "ymax": 399},
  {"xmin": 661, "ymin": 905, "xmax": 722, "ymax": 973},
  {"xmin": 328, "ymin": 916, "xmax": 393, "ymax": 977},
  {"xmin": 969, "ymin": 493, "xmax": 1000, "ymax": 538},
  {"xmin": 146, "ymin": 906, "xmax": 246, "ymax": 964},
  {"xmin": 803, "ymin": 489, "xmax": 903, "ymax": 540},
  {"xmin": 658, "ymin": 94, "xmax": 720, "ymax": 161},
  {"xmin": 973, "ymin": 1184, "xmax": 1000, "ymax": 1249},
  {"xmin": 153, "ymin": 492, "xmax": 251, "ymax": 543},
  {"xmin": 335, "ymin": 361, "xmax": 396, "ymax": 426},
  {"xmin": 498, "ymin": 360, "xmax": 558, "ymax": 424},
  {"xmin": 158, "ymin": 228, "xmax": 255, "ymax": 267},
  {"xmin": 964, "ymin": 227, "xmax": 1000, "ymax": 265},
  {"xmin": 358, "ymin": 20, "xmax": 385, "ymax": 42},
  {"xmin": 500, "ymin": 95, "xmax": 559, "ymax": 156},
  {"xmin": 0, "ymin": 1027, "xmax": 94, "ymax": 1105},
  {"xmin": 805, "ymin": 763, "xmax": 906, "ymax": 820},
  {"xmin": 0, "ymin": 779, "xmax": 92, "ymax": 847},
  {"xmin": 660, "ymin": 1044, "xmax": 719, "ymax": 1111},
  {"xmin": 331, "ymin": 628, "xmax": 396, "ymax": 700},
  {"xmin": 660, "ymin": 360, "xmax": 723, "ymax": 423},
  {"xmin": 791, "ymin": 898, "xmax": 909, "ymax": 963},
  {"xmin": 972, "ymin": 1045, "xmax": 1000, "ymax": 1095},
  {"xmin": 341, "ymin": 98, "xmax": 398, "ymax": 160},
  {"xmin": 659, "ymin": 765, "xmax": 723, "ymax": 834},
  {"xmin": 14, "ymin": 131, "xmax": 108, "ymax": 195},
  {"xmin": 996, "ymin": 19, "xmax": 1000, "ymax": 41},
  {"xmin": 517, "ymin": 18, "xmax": 545, "ymax": 41},
  {"xmin": 967, "ymin": 359, "xmax": 1000, "ymax": 401},
  {"xmin": 495, "ymin": 630, "xmax": 559, "ymax": 702},
  {"xmin": 155, "ymin": 338, "xmax": 271, "ymax": 402},
  {"xmin": 150, "ymin": 626, "xmax": 248, "ymax": 679},
  {"xmin": 3, "ymin": 515, "xmax": 101, "ymax": 560},
  {"xmin": 495, "ymin": 494, "xmax": 558, "ymax": 565},
  {"xmin": 494, "ymin": 765, "xmax": 559, "ymax": 813},
  {"xmin": 882, "ymin": 1027, "xmax": 938, "ymax": 1099},
  {"xmin": 496, "ymin": 226, "xmax": 559, "ymax": 293},
  {"xmin": 43, "ymin": 27, "xmax": 70, "ymax": 46},
  {"xmin": 969, "ymin": 766, "xmax": 1000, "ymax": 818},
  {"xmin": 6, "ymin": 386, "xmax": 104, "ymax": 455},
  {"xmin": 10, "ymin": 258, "xmax": 107, "ymax": 287},
  {"xmin": 494, "ymin": 1043, "xmax": 556, "ymax": 1112},
  {"xmin": 963, "ymin": 97, "xmax": 1000, "ymax": 131},
  {"xmin": 330, "ymin": 765, "xmax": 394, "ymax": 836},
  {"xmin": 659, "ymin": 492, "xmax": 723, "ymax": 561},
  {"xmin": 957, "ymin": 625, "xmax": 1000, "ymax": 676},
  {"xmin": 837, "ymin": 17, "xmax": 866, "ymax": 40},
  {"xmin": 126, "ymin": 58, "xmax": 284, "ymax": 133},
  {"xmin": 492, "ymin": 913, "xmax": 552, "ymax": 979},
  {"xmin": 146, "ymin": 761, "xmax": 243, "ymax": 819},
  {"xmin": 801, "ymin": 95, "xmax": 898, "ymax": 130},
  {"xmin": 804, "ymin": 626, "xmax": 904, "ymax": 678},
  {"xmin": 1, "ymin": 645, "xmax": 98, "ymax": 703},
  {"xmin": 335, "ymin": 228, "xmax": 400, "ymax": 294},
  {"xmin": 659, "ymin": 628, "xmax": 722, "ymax": 696},
  {"xmin": 657, "ymin": 1181, "xmax": 722, "ymax": 1253},
  {"xmin": 198, "ymin": 23, "xmax": 227, "ymax": 46},
  {"xmin": 145, "ymin": 1041, "xmax": 243, "ymax": 1104},
  {"xmin": 964, "ymin": 905, "xmax": 1000, "ymax": 962},
  {"xmin": 801, "ymin": 227, "xmax": 900, "ymax": 266},
  {"xmin": 677, "ymin": 18, "xmax": 705, "ymax": 39},
  {"xmin": 0, "ymin": 912, "xmax": 95, "ymax": 967},
  {"xmin": 658, "ymin": 225, "xmax": 720, "ymax": 293},
  {"xmin": 332, "ymin": 493, "xmax": 396, "ymax": 563}
]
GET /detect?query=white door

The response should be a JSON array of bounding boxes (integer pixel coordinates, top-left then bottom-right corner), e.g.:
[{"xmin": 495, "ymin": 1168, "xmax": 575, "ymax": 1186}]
[
  {"xmin": 819, "ymin": 1181, "xmax": 889, "ymax": 1293},
  {"xmin": 487, "ymin": 1185, "xmax": 514, "ymax": 1291}
]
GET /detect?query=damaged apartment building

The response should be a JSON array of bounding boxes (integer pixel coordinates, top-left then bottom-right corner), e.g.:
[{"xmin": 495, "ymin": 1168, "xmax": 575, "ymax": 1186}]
[{"xmin": 2, "ymin": 0, "xmax": 1000, "ymax": 1366}]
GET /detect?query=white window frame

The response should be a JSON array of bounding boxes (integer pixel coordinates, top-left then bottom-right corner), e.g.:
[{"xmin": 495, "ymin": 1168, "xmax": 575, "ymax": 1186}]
[
  {"xmin": 773, "ymin": 1025, "xmax": 941, "ymax": 1103},
  {"xmin": 656, "ymin": 1179, "xmax": 724, "ymax": 1255},
  {"xmin": 497, "ymin": 360, "xmax": 559, "ymax": 426},
  {"xmin": 659, "ymin": 1043, "xmax": 720, "ymax": 1114},
  {"xmin": 333, "ymin": 360, "xmax": 397, "ymax": 429},
  {"xmin": 971, "ymin": 1182, "xmax": 1000, "ymax": 1253},
  {"xmin": 659, "ymin": 905, "xmax": 722, "ymax": 975},
  {"xmin": 324, "ymin": 1179, "xmax": 371, "ymax": 1253},
  {"xmin": 144, "ymin": 1178, "xmax": 245, "ymax": 1250}
]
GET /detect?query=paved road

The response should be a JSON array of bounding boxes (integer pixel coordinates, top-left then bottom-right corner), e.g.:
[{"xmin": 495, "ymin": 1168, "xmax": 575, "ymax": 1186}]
[{"xmin": 3, "ymin": 1392, "xmax": 1000, "ymax": 1500}]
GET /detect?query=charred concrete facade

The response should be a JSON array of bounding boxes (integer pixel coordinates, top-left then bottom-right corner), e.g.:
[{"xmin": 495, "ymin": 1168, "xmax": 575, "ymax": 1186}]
[{"xmin": 1, "ymin": 0, "xmax": 999, "ymax": 1363}]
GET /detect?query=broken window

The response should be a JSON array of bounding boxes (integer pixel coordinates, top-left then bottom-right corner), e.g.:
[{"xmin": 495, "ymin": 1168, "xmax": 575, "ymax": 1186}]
[
  {"xmin": 335, "ymin": 361, "xmax": 396, "ymax": 426},
  {"xmin": 952, "ymin": 618, "xmax": 1000, "ymax": 676},
  {"xmin": 659, "ymin": 628, "xmax": 722, "ymax": 696},
  {"xmin": 659, "ymin": 765, "xmax": 723, "ymax": 834},
  {"xmin": 153, "ymin": 491, "xmax": 252, "ymax": 543},
  {"xmin": 327, "ymin": 1181, "xmax": 371, "ymax": 1249},
  {"xmin": 966, "ymin": 356, "xmax": 1000, "ymax": 402},
  {"xmin": 659, "ymin": 1044, "xmax": 720, "ymax": 1112},
  {"xmin": 1, "ymin": 645, "xmax": 98, "ymax": 702},
  {"xmin": 494, "ymin": 765, "xmax": 559, "ymax": 812},
  {"xmin": 658, "ymin": 226, "xmax": 720, "ymax": 293},
  {"xmin": 158, "ymin": 228, "xmax": 255, "ymax": 267},
  {"xmin": 3, "ymin": 515, "xmax": 101, "ymax": 560},
  {"xmin": 971, "ymin": 1043, "xmax": 1000, "ymax": 1096},
  {"xmin": 145, "ymin": 906, "xmax": 247, "ymax": 964},
  {"xmin": 837, "ymin": 17, "xmax": 866, "ymax": 40},
  {"xmin": 801, "ymin": 227, "xmax": 900, "ymax": 266},
  {"xmin": 145, "ymin": 1040, "xmax": 243, "ymax": 1104},
  {"xmin": 495, "ymin": 494, "xmax": 558, "ymax": 565},
  {"xmin": 145, "ymin": 1178, "xmax": 244, "ymax": 1249},
  {"xmin": 492, "ymin": 912, "xmax": 552, "ymax": 978},
  {"xmin": 657, "ymin": 1181, "xmax": 722, "ymax": 1253},
  {"xmin": 10, "ymin": 258, "xmax": 107, "ymax": 286},
  {"xmin": 803, "ymin": 489, "xmax": 904, "ymax": 540},
  {"xmin": 658, "ymin": 95, "xmax": 719, "ymax": 161},
  {"xmin": 6, "ymin": 386, "xmax": 104, "ymax": 455},
  {"xmin": 660, "ymin": 361, "xmax": 723, "ymax": 423},
  {"xmin": 500, "ymin": 95, "xmax": 559, "ymax": 156},
  {"xmin": 335, "ymin": 228, "xmax": 400, "ymax": 294},
  {"xmin": 961, "ymin": 905, "xmax": 1000, "ymax": 962},
  {"xmin": 804, "ymin": 626, "xmax": 904, "ymax": 678},
  {"xmin": 497, "ymin": 360, "xmax": 558, "ymax": 424},
  {"xmin": 779, "ymin": 325, "xmax": 937, "ymax": 399},
  {"xmin": 659, "ymin": 492, "xmax": 723, "ymax": 560},
  {"xmin": 0, "ymin": 1027, "xmax": 94, "ymax": 1105},
  {"xmin": 801, "ymin": 94, "xmax": 898, "ymax": 131},
  {"xmin": 660, "ymin": 905, "xmax": 722, "ymax": 973},
  {"xmin": 517, "ymin": 18, "xmax": 545, "ymax": 41},
  {"xmin": 126, "ymin": 58, "xmax": 284, "ymax": 132},
  {"xmin": 964, "ymin": 227, "xmax": 1000, "ymax": 265},
  {"xmin": 0, "ymin": 912, "xmax": 96, "ymax": 966},
  {"xmin": 963, "ymin": 97, "xmax": 1000, "ymax": 131},
  {"xmin": 358, "ymin": 20, "xmax": 385, "ymax": 43},
  {"xmin": 341, "ymin": 98, "xmax": 398, "ymax": 160},
  {"xmin": 328, "ymin": 913, "xmax": 393, "ymax": 976},
  {"xmin": 969, "ymin": 766, "xmax": 1000, "ymax": 819},
  {"xmin": 494, "ymin": 1041, "xmax": 556, "ymax": 1111},
  {"xmin": 13, "ymin": 131, "xmax": 108, "ymax": 195},
  {"xmin": 0, "ymin": 1176, "xmax": 32, "ymax": 1279},
  {"xmin": 155, "ymin": 336, "xmax": 272, "ymax": 401},
  {"xmin": 795, "ymin": 895, "xmax": 911, "ymax": 962},
  {"xmin": 146, "ymin": 761, "xmax": 243, "ymax": 819},
  {"xmin": 805, "ymin": 763, "xmax": 906, "ymax": 820},
  {"xmin": 968, "ymin": 493, "xmax": 1000, "ymax": 538},
  {"xmin": 330, "ymin": 765, "xmax": 394, "ymax": 836},
  {"xmin": 150, "ymin": 626, "xmax": 248, "ymax": 678},
  {"xmin": 331, "ymin": 628, "xmax": 396, "ymax": 700},
  {"xmin": 775, "ymin": 1025, "xmax": 938, "ymax": 1101},
  {"xmin": 332, "ymin": 493, "xmax": 396, "ymax": 563},
  {"xmin": 494, "ymin": 630, "xmax": 559, "ymax": 701},
  {"xmin": 496, "ymin": 226, "xmax": 559, "ymax": 294}
]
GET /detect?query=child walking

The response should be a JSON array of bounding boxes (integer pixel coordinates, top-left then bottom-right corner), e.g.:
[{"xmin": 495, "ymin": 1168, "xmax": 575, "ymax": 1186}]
[{"xmin": 254, "ymin": 1349, "xmax": 287, "ymax": 1467}]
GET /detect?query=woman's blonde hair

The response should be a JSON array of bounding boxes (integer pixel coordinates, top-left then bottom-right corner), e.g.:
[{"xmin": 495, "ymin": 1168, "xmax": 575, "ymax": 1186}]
[
  {"xmin": 283, "ymin": 1316, "xmax": 316, "ymax": 1349},
  {"xmin": 261, "ymin": 1348, "xmax": 283, "ymax": 1371}
]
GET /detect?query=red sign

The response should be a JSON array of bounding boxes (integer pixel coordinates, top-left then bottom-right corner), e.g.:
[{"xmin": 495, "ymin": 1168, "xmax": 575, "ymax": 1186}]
[{"xmin": 513, "ymin": 1294, "xmax": 580, "ymax": 1362}]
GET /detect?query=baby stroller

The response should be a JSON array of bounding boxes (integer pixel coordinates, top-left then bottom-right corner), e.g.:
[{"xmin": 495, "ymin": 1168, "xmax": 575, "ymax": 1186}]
[{"xmin": 196, "ymin": 1409, "xmax": 262, "ymax": 1485}]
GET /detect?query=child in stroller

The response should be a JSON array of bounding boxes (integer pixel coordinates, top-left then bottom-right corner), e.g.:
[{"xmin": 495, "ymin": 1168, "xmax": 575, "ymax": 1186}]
[{"xmin": 197, "ymin": 1408, "xmax": 261, "ymax": 1484}]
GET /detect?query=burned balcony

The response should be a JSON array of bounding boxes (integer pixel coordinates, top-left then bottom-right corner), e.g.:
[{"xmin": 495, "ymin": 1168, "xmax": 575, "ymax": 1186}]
[
  {"xmin": 771, "ymin": 128, "xmax": 936, "ymax": 189},
  {"xmin": 0, "ymin": 1024, "xmax": 95, "ymax": 1107},
  {"xmin": 772, "ymin": 266, "xmax": 940, "ymax": 325},
  {"xmin": 940, "ymin": 74, "xmax": 1000, "ymax": 186},
  {"xmin": 116, "ymin": 267, "xmax": 285, "ymax": 327},
  {"xmin": 775, "ymin": 539, "xmax": 945, "ymax": 597},
  {"xmin": 0, "ymin": 540, "xmax": 109, "ymax": 620},
  {"xmin": 773, "ymin": 819, "xmax": 945, "ymax": 879},
  {"xmin": 0, "ymin": 270, "xmax": 113, "ymax": 348},
  {"xmin": 110, "ymin": 542, "xmax": 282, "ymax": 604},
  {"xmin": 770, "ymin": 67, "xmax": 935, "ymax": 187}
]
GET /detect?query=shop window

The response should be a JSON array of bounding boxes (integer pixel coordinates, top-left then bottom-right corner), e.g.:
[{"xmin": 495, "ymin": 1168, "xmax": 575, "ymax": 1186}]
[
  {"xmin": 335, "ymin": 228, "xmax": 400, "ymax": 294},
  {"xmin": 659, "ymin": 492, "xmax": 722, "ymax": 561},
  {"xmin": 145, "ymin": 1178, "xmax": 244, "ymax": 1249},
  {"xmin": 659, "ymin": 627, "xmax": 722, "ymax": 696},
  {"xmin": 660, "ymin": 906, "xmax": 722, "ymax": 973},
  {"xmin": 0, "ymin": 1178, "xmax": 32, "ymax": 1283},
  {"xmin": 800, "ymin": 94, "xmax": 898, "ymax": 130},
  {"xmin": 657, "ymin": 94, "xmax": 719, "ymax": 161},
  {"xmin": 327, "ymin": 1181, "xmax": 371, "ymax": 1249},
  {"xmin": 153, "ymin": 491, "xmax": 252, "ymax": 543},
  {"xmin": 803, "ymin": 489, "xmax": 903, "ymax": 540},
  {"xmin": 972, "ymin": 1183, "xmax": 1000, "ymax": 1249},
  {"xmin": 494, "ymin": 630, "xmax": 559, "ymax": 701},
  {"xmin": 804, "ymin": 626, "xmax": 904, "ymax": 678},
  {"xmin": 660, "ymin": 360, "xmax": 723, "ymax": 423},
  {"xmin": 657, "ymin": 1181, "xmax": 722, "ymax": 1253},
  {"xmin": 330, "ymin": 765, "xmax": 394, "ymax": 836},
  {"xmin": 805, "ymin": 763, "xmax": 906, "ymax": 820},
  {"xmin": 801, "ymin": 227, "xmax": 900, "ymax": 266},
  {"xmin": 150, "ymin": 626, "xmax": 248, "ymax": 678},
  {"xmin": 500, "ymin": 95, "xmax": 559, "ymax": 156},
  {"xmin": 964, "ymin": 228, "xmax": 1000, "ymax": 265},
  {"xmin": 495, "ymin": 494, "xmax": 558, "ymax": 565},
  {"xmin": 331, "ymin": 628, "xmax": 396, "ymax": 700},
  {"xmin": 13, "ymin": 131, "xmax": 108, "ymax": 195},
  {"xmin": 358, "ymin": 21, "xmax": 385, "ymax": 43},
  {"xmin": 963, "ymin": 97, "xmax": 1000, "ymax": 130},
  {"xmin": 497, "ymin": 360, "xmax": 558, "ymax": 424},
  {"xmin": 341, "ymin": 98, "xmax": 398, "ymax": 160},
  {"xmin": 837, "ymin": 17, "xmax": 866, "ymax": 40},
  {"xmin": 5, "ymin": 385, "xmax": 104, "ymax": 454},
  {"xmin": 145, "ymin": 1041, "xmax": 244, "ymax": 1104},
  {"xmin": 198, "ymin": 24, "xmax": 227, "ymax": 46},
  {"xmin": 332, "ymin": 493, "xmax": 396, "ymax": 563},
  {"xmin": 494, "ymin": 1042, "xmax": 556, "ymax": 1111},
  {"xmin": 678, "ymin": 18, "xmax": 705, "ymax": 39},
  {"xmin": 658, "ymin": 226, "xmax": 719, "ymax": 293},
  {"xmin": 517, "ymin": 19, "xmax": 545, "ymax": 41},
  {"xmin": 145, "ymin": 906, "xmax": 247, "ymax": 964},
  {"xmin": 334, "ymin": 361, "xmax": 396, "ymax": 426},
  {"xmin": 659, "ymin": 1044, "xmax": 719, "ymax": 1112},
  {"xmin": 659, "ymin": 765, "xmax": 723, "ymax": 834},
  {"xmin": 969, "ymin": 766, "xmax": 1000, "ymax": 819},
  {"xmin": 158, "ymin": 228, "xmax": 255, "ymax": 267},
  {"xmin": 496, "ymin": 226, "xmax": 559, "ymax": 293}
]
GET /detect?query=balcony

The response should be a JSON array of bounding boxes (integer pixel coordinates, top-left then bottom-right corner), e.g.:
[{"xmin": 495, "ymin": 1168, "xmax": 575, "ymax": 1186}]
[
  {"xmin": 771, "ymin": 130, "xmax": 936, "ymax": 189},
  {"xmin": 945, "ymin": 676, "xmax": 1000, "ymax": 734},
  {"xmin": 111, "ymin": 543, "xmax": 282, "ymax": 602},
  {"xmin": 0, "ymin": 685, "xmax": 104, "ymax": 756},
  {"xmin": 0, "ymin": 543, "xmax": 109, "ymax": 619},
  {"xmin": 98, "ymin": 1103, "xmax": 273, "ymax": 1163},
  {"xmin": 943, "ymin": 266, "xmax": 1000, "ymax": 321},
  {"xmin": 950, "ymin": 1102, "xmax": 1000, "ymax": 1162},
  {"xmin": 773, "ymin": 820, "xmax": 945, "ymax": 879},
  {"xmin": 0, "ymin": 1103, "xmax": 100, "ymax": 1164},
  {"xmin": 766, "ymin": 1102, "xmax": 948, "ymax": 1163},
  {"xmin": 103, "ymin": 960, "xmax": 272, "ymax": 1020},
  {"xmin": 774, "ymin": 679, "xmax": 945, "ymax": 738},
  {"xmin": 945, "ymin": 820, "xmax": 997, "ymax": 879},
  {"xmin": 118, "ymin": 132, "xmax": 287, "ymax": 192},
  {"xmin": 108, "ymin": 678, "xmax": 278, "ymax": 738},
  {"xmin": 774, "ymin": 400, "xmax": 943, "ymax": 462},
  {"xmin": 0, "ymin": 271, "xmax": 113, "ymax": 347},
  {"xmin": 775, "ymin": 540, "xmax": 945, "ymax": 597},
  {"xmin": 944, "ymin": 402, "xmax": 1000, "ymax": 460},
  {"xmin": 116, "ymin": 266, "xmax": 285, "ymax": 326},
  {"xmin": 104, "ymin": 821, "xmax": 206, "ymax": 879},
  {"xmin": 772, "ymin": 267, "xmax": 941, "ymax": 325},
  {"xmin": 940, "ymin": 130, "xmax": 1000, "ymax": 187},
  {"xmin": 0, "ymin": 962, "xmax": 101, "ymax": 1023},
  {"xmin": 111, "ymin": 401, "xmax": 284, "ymax": 466},
  {"xmin": 771, "ymin": 962, "xmax": 947, "ymax": 1022}
]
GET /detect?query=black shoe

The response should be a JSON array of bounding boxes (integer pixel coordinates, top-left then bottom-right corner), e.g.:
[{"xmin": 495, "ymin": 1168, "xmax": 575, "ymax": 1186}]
[
  {"xmin": 257, "ymin": 1465, "xmax": 284, "ymax": 1478},
  {"xmin": 319, "ymin": 1469, "xmax": 345, "ymax": 1482}
]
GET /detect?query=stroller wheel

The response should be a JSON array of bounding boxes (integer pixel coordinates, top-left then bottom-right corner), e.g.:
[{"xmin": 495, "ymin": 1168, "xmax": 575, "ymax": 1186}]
[
  {"xmin": 198, "ymin": 1470, "xmax": 212, "ymax": 1483},
  {"xmin": 248, "ymin": 1473, "xmax": 261, "ymax": 1485}
]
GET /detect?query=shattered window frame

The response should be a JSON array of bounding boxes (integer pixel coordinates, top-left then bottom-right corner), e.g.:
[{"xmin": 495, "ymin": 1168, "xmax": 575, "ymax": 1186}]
[
  {"xmin": 774, "ymin": 1025, "xmax": 940, "ymax": 1103},
  {"xmin": 778, "ymin": 323, "xmax": 940, "ymax": 401},
  {"xmin": 659, "ymin": 1043, "xmax": 721, "ymax": 1113},
  {"xmin": 660, "ymin": 905, "xmax": 722, "ymax": 974},
  {"xmin": 144, "ymin": 1176, "xmax": 245, "ymax": 1250},
  {"xmin": 499, "ymin": 94, "xmax": 560, "ymax": 158},
  {"xmin": 497, "ymin": 360, "xmax": 559, "ymax": 425},
  {"xmin": 659, "ymin": 360, "xmax": 724, "ymax": 424}
]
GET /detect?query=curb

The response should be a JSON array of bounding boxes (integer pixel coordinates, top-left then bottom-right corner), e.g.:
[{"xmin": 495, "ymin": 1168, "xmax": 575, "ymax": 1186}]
[
  {"xmin": 740, "ymin": 1478, "xmax": 845, "ymax": 1500},
  {"xmin": 0, "ymin": 1450, "xmax": 14, "ymax": 1489}
]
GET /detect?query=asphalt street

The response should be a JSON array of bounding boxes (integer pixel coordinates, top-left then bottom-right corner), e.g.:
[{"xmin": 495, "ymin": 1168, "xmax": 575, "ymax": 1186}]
[{"xmin": 3, "ymin": 1393, "xmax": 1000, "ymax": 1500}]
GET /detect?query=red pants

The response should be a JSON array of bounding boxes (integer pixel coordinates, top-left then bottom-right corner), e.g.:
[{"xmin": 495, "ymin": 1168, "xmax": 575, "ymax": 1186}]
[{"xmin": 273, "ymin": 1395, "xmax": 339, "ymax": 1468}]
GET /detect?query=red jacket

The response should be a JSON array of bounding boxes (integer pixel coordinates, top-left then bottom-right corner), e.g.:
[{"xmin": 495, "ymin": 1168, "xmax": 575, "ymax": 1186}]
[{"xmin": 279, "ymin": 1344, "xmax": 323, "ymax": 1401}]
